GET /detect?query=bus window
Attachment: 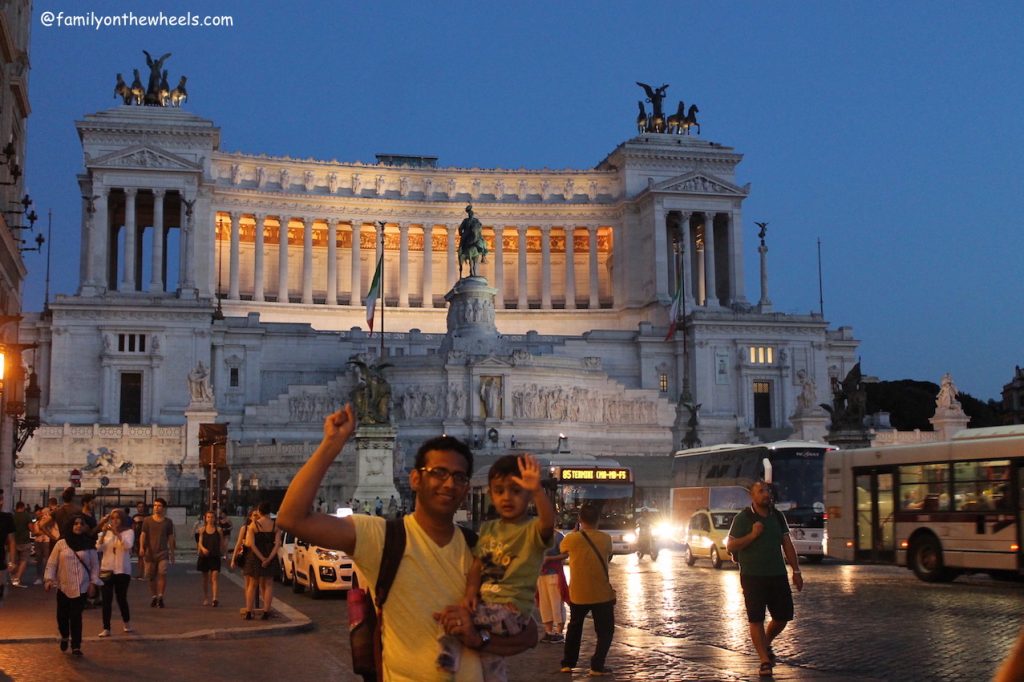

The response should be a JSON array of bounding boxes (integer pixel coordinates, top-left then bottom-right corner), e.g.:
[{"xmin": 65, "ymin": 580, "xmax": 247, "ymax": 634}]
[
  {"xmin": 899, "ymin": 463, "xmax": 950, "ymax": 511},
  {"xmin": 953, "ymin": 460, "xmax": 1010, "ymax": 511}
]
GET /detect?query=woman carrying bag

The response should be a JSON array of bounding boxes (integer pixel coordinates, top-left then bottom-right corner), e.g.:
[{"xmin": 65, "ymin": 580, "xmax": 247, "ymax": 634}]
[
  {"xmin": 95, "ymin": 508, "xmax": 134, "ymax": 637},
  {"xmin": 44, "ymin": 514, "xmax": 103, "ymax": 656}
]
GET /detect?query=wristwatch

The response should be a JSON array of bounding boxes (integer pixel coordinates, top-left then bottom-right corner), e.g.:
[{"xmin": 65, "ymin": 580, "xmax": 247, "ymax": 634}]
[{"xmin": 477, "ymin": 629, "xmax": 491, "ymax": 648}]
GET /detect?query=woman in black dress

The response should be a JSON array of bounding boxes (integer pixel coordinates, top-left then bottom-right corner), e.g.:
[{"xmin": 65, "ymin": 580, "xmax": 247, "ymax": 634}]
[
  {"xmin": 196, "ymin": 510, "xmax": 223, "ymax": 606},
  {"xmin": 243, "ymin": 501, "xmax": 281, "ymax": 620}
]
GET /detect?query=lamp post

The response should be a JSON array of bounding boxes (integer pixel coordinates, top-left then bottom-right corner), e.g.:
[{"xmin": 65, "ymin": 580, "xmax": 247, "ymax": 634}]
[{"xmin": 0, "ymin": 349, "xmax": 41, "ymax": 459}]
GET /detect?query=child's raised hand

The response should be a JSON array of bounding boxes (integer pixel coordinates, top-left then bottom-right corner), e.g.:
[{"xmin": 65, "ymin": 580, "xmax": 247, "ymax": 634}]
[
  {"xmin": 511, "ymin": 454, "xmax": 542, "ymax": 492},
  {"xmin": 460, "ymin": 592, "xmax": 479, "ymax": 613}
]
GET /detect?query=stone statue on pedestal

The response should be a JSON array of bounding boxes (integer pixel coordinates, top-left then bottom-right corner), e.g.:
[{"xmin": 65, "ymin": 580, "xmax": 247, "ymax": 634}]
[
  {"xmin": 187, "ymin": 362, "xmax": 214, "ymax": 404},
  {"xmin": 457, "ymin": 204, "xmax": 487, "ymax": 278},
  {"xmin": 348, "ymin": 360, "xmax": 392, "ymax": 424}
]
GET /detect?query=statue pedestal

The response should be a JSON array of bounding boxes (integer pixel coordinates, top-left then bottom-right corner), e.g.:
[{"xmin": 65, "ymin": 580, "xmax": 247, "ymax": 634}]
[
  {"xmin": 350, "ymin": 425, "xmax": 400, "ymax": 504},
  {"xmin": 439, "ymin": 276, "xmax": 507, "ymax": 356},
  {"xmin": 825, "ymin": 427, "xmax": 872, "ymax": 450},
  {"xmin": 184, "ymin": 404, "xmax": 218, "ymax": 470},
  {"xmin": 929, "ymin": 410, "xmax": 970, "ymax": 441},
  {"xmin": 789, "ymin": 411, "xmax": 829, "ymax": 443}
]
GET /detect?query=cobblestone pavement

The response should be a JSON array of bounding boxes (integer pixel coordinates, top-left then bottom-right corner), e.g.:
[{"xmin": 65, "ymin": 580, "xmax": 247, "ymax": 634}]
[{"xmin": 0, "ymin": 550, "xmax": 1020, "ymax": 681}]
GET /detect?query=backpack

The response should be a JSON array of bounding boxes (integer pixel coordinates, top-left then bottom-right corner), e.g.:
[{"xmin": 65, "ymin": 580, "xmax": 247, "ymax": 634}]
[{"xmin": 348, "ymin": 518, "xmax": 477, "ymax": 681}]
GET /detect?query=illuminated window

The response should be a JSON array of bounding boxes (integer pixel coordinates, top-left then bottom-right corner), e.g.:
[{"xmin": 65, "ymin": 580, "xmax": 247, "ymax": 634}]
[
  {"xmin": 749, "ymin": 346, "xmax": 774, "ymax": 364},
  {"xmin": 659, "ymin": 373, "xmax": 668, "ymax": 392}
]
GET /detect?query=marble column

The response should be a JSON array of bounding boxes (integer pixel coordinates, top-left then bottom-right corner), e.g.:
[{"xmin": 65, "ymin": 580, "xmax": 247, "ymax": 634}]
[
  {"xmin": 493, "ymin": 225, "xmax": 504, "ymax": 309},
  {"xmin": 696, "ymin": 237, "xmax": 706, "ymax": 306},
  {"xmin": 653, "ymin": 202, "xmax": 668, "ymax": 301},
  {"xmin": 517, "ymin": 224, "xmax": 529, "ymax": 310},
  {"xmin": 349, "ymin": 221, "xmax": 363, "ymax": 306},
  {"xmin": 89, "ymin": 188, "xmax": 109, "ymax": 291},
  {"xmin": 422, "ymin": 223, "xmax": 434, "ymax": 307},
  {"xmin": 588, "ymin": 224, "xmax": 600, "ymax": 309},
  {"xmin": 680, "ymin": 212, "xmax": 695, "ymax": 309},
  {"xmin": 228, "ymin": 211, "xmax": 241, "ymax": 300},
  {"xmin": 253, "ymin": 213, "xmax": 266, "ymax": 302},
  {"xmin": 703, "ymin": 211, "xmax": 718, "ymax": 307},
  {"xmin": 149, "ymin": 190, "xmax": 165, "ymax": 293},
  {"xmin": 398, "ymin": 222, "xmax": 410, "ymax": 307},
  {"xmin": 121, "ymin": 188, "xmax": 138, "ymax": 291},
  {"xmin": 447, "ymin": 223, "xmax": 457, "ymax": 285},
  {"xmin": 729, "ymin": 210, "xmax": 746, "ymax": 305},
  {"xmin": 326, "ymin": 218, "xmax": 338, "ymax": 305},
  {"xmin": 563, "ymin": 225, "xmax": 576, "ymax": 309},
  {"xmin": 178, "ymin": 197, "xmax": 190, "ymax": 292},
  {"xmin": 181, "ymin": 198, "xmax": 196, "ymax": 292},
  {"xmin": 302, "ymin": 217, "xmax": 314, "ymax": 304},
  {"xmin": 540, "ymin": 224, "xmax": 552, "ymax": 309},
  {"xmin": 277, "ymin": 216, "xmax": 290, "ymax": 303}
]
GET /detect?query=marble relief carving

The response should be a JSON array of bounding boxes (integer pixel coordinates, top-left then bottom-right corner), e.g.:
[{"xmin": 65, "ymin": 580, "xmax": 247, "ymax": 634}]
[{"xmin": 511, "ymin": 385, "xmax": 658, "ymax": 424}]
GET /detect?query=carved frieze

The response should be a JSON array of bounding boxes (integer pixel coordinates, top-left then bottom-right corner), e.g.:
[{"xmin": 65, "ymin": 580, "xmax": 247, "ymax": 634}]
[{"xmin": 510, "ymin": 384, "xmax": 659, "ymax": 425}]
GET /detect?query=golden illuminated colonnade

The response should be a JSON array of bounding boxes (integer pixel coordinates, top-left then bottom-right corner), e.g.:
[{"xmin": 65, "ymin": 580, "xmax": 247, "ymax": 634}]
[{"xmin": 213, "ymin": 213, "xmax": 614, "ymax": 310}]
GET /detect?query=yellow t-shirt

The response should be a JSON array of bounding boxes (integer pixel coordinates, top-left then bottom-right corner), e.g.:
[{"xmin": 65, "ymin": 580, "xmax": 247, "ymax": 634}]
[
  {"xmin": 560, "ymin": 529, "xmax": 615, "ymax": 605},
  {"xmin": 351, "ymin": 514, "xmax": 482, "ymax": 682}
]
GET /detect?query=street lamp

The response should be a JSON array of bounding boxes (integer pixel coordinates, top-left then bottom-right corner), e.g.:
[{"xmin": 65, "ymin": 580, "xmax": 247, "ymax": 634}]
[
  {"xmin": 557, "ymin": 433, "xmax": 568, "ymax": 453},
  {"xmin": 0, "ymin": 349, "xmax": 41, "ymax": 455}
]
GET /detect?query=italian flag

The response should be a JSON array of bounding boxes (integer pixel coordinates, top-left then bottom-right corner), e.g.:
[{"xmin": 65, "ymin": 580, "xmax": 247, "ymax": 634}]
[
  {"xmin": 664, "ymin": 285, "xmax": 682, "ymax": 341},
  {"xmin": 365, "ymin": 253, "xmax": 383, "ymax": 332}
]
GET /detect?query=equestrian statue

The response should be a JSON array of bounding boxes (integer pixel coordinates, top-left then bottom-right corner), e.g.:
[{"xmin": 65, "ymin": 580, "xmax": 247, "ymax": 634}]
[{"xmin": 457, "ymin": 204, "xmax": 488, "ymax": 278}]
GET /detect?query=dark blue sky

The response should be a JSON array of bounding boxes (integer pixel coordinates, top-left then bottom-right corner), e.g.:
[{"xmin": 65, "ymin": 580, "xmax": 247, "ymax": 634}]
[{"xmin": 22, "ymin": 1, "xmax": 1024, "ymax": 400}]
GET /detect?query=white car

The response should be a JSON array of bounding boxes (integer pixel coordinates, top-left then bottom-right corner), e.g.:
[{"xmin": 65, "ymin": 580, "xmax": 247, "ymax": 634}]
[
  {"xmin": 277, "ymin": 531, "xmax": 296, "ymax": 585},
  {"xmin": 291, "ymin": 538, "xmax": 354, "ymax": 598}
]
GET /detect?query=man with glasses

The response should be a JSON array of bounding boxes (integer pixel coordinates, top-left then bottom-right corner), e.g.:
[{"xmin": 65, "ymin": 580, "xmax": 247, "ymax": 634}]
[{"xmin": 279, "ymin": 404, "xmax": 538, "ymax": 681}]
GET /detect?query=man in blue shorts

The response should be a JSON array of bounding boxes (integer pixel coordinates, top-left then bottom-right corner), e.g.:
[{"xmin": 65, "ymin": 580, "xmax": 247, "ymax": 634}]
[{"xmin": 726, "ymin": 481, "xmax": 803, "ymax": 678}]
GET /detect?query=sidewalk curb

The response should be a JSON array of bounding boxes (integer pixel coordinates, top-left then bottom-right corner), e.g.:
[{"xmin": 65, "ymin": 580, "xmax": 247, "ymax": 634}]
[{"xmin": 0, "ymin": 571, "xmax": 314, "ymax": 644}]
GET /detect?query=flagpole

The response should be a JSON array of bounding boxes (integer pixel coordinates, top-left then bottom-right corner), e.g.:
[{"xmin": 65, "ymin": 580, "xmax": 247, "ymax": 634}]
[{"xmin": 378, "ymin": 221, "xmax": 386, "ymax": 358}]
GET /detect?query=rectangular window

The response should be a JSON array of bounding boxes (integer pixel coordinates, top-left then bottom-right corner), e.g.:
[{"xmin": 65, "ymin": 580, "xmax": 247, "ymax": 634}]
[
  {"xmin": 115, "ymin": 333, "xmax": 147, "ymax": 354},
  {"xmin": 749, "ymin": 346, "xmax": 775, "ymax": 365},
  {"xmin": 753, "ymin": 380, "xmax": 771, "ymax": 428},
  {"xmin": 659, "ymin": 373, "xmax": 668, "ymax": 393},
  {"xmin": 953, "ymin": 459, "xmax": 1010, "ymax": 511},
  {"xmin": 899, "ymin": 463, "xmax": 951, "ymax": 511},
  {"xmin": 119, "ymin": 372, "xmax": 143, "ymax": 424},
  {"xmin": 230, "ymin": 367, "xmax": 239, "ymax": 388}
]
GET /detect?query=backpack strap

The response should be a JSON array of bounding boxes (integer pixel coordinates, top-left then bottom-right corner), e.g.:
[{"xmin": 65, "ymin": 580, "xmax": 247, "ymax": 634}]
[
  {"xmin": 457, "ymin": 524, "xmax": 478, "ymax": 549},
  {"xmin": 373, "ymin": 518, "xmax": 407, "ymax": 609}
]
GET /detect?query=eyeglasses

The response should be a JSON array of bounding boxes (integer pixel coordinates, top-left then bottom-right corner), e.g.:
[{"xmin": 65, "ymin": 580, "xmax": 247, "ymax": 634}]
[{"xmin": 418, "ymin": 466, "xmax": 470, "ymax": 486}]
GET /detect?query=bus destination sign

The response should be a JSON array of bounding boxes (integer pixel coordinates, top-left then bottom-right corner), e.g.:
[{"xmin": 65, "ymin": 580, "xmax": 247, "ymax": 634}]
[{"xmin": 558, "ymin": 467, "xmax": 631, "ymax": 483}]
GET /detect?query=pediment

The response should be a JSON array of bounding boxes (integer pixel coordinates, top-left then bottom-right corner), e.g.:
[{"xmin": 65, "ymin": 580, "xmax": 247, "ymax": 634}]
[
  {"xmin": 473, "ymin": 355, "xmax": 515, "ymax": 369},
  {"xmin": 652, "ymin": 171, "xmax": 749, "ymax": 197},
  {"xmin": 87, "ymin": 145, "xmax": 200, "ymax": 172}
]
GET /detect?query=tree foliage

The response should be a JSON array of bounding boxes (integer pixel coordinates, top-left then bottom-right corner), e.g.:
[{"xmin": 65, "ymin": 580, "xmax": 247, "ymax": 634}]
[{"xmin": 865, "ymin": 380, "xmax": 1002, "ymax": 431}]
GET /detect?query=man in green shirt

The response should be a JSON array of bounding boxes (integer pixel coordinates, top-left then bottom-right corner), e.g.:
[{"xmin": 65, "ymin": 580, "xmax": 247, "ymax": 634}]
[{"xmin": 727, "ymin": 481, "xmax": 803, "ymax": 678}]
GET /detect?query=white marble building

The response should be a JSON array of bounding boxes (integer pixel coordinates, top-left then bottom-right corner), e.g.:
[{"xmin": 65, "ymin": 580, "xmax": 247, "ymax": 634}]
[{"xmin": 18, "ymin": 102, "xmax": 858, "ymax": 504}]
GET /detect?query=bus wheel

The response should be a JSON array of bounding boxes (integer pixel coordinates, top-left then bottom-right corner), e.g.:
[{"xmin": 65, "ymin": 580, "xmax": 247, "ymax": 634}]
[
  {"xmin": 910, "ymin": 534, "xmax": 955, "ymax": 583},
  {"xmin": 711, "ymin": 547, "xmax": 723, "ymax": 570},
  {"xmin": 683, "ymin": 545, "xmax": 697, "ymax": 566}
]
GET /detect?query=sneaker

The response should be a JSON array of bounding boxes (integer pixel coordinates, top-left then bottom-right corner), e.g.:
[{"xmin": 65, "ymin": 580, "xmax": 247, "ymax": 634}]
[
  {"xmin": 588, "ymin": 668, "xmax": 613, "ymax": 677},
  {"xmin": 72, "ymin": 648, "xmax": 83, "ymax": 657},
  {"xmin": 123, "ymin": 624, "xmax": 133, "ymax": 633},
  {"xmin": 211, "ymin": 599, "xmax": 218, "ymax": 607},
  {"xmin": 60, "ymin": 639, "xmax": 69, "ymax": 652},
  {"xmin": 97, "ymin": 629, "xmax": 111, "ymax": 638},
  {"xmin": 560, "ymin": 666, "xmax": 573, "ymax": 673},
  {"xmin": 10, "ymin": 579, "xmax": 19, "ymax": 587},
  {"xmin": 547, "ymin": 633, "xmax": 565, "ymax": 643},
  {"xmin": 13, "ymin": 581, "xmax": 27, "ymax": 588},
  {"xmin": 150, "ymin": 596, "xmax": 159, "ymax": 607},
  {"xmin": 33, "ymin": 578, "xmax": 43, "ymax": 585},
  {"xmin": 157, "ymin": 596, "xmax": 165, "ymax": 608}
]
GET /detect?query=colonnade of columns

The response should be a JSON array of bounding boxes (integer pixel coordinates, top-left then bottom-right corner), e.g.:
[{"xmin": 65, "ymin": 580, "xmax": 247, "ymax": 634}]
[
  {"xmin": 214, "ymin": 212, "xmax": 612, "ymax": 310},
  {"xmin": 80, "ymin": 187, "xmax": 191, "ymax": 295},
  {"xmin": 665, "ymin": 209, "xmax": 743, "ymax": 309}
]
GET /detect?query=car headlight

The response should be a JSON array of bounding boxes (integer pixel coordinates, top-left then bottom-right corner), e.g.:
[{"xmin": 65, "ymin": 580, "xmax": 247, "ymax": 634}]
[
  {"xmin": 315, "ymin": 548, "xmax": 340, "ymax": 561},
  {"xmin": 623, "ymin": 532, "xmax": 637, "ymax": 544}
]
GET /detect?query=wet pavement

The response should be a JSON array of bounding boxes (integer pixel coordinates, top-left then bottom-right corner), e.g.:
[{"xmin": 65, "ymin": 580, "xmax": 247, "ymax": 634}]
[{"xmin": 0, "ymin": 550, "xmax": 1020, "ymax": 681}]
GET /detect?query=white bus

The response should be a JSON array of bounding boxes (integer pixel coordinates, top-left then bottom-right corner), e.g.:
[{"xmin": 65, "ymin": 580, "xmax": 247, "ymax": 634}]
[
  {"xmin": 469, "ymin": 458, "xmax": 637, "ymax": 554},
  {"xmin": 671, "ymin": 441, "xmax": 834, "ymax": 561},
  {"xmin": 825, "ymin": 425, "xmax": 1023, "ymax": 582}
]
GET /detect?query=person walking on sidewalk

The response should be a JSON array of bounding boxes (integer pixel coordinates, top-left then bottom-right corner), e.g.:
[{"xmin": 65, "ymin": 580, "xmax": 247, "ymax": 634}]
[
  {"xmin": 44, "ymin": 514, "xmax": 102, "ymax": 656},
  {"xmin": 726, "ymin": 480, "xmax": 804, "ymax": 678},
  {"xmin": 30, "ymin": 499, "xmax": 58, "ymax": 585},
  {"xmin": 11, "ymin": 500, "xmax": 34, "ymax": 588},
  {"xmin": 537, "ymin": 529, "xmax": 567, "ymax": 643},
  {"xmin": 243, "ymin": 501, "xmax": 280, "ymax": 620},
  {"xmin": 197, "ymin": 510, "xmax": 223, "ymax": 607},
  {"xmin": 559, "ymin": 503, "xmax": 616, "ymax": 677},
  {"xmin": 131, "ymin": 502, "xmax": 147, "ymax": 579},
  {"xmin": 95, "ymin": 508, "xmax": 134, "ymax": 636},
  {"xmin": 138, "ymin": 498, "xmax": 175, "ymax": 608}
]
